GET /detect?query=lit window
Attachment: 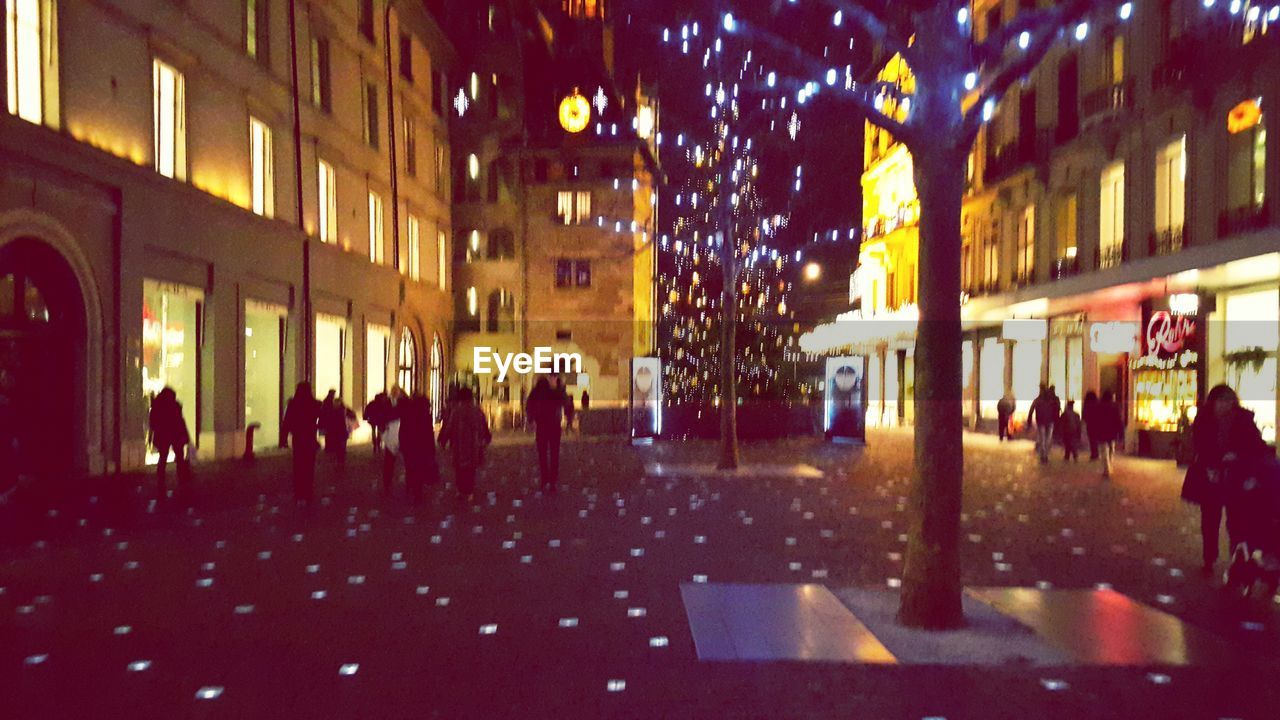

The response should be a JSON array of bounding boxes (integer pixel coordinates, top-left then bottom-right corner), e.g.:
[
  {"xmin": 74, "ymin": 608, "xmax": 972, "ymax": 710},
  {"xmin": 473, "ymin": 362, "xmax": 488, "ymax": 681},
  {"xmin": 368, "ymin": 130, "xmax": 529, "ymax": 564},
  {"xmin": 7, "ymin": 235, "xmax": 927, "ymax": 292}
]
[
  {"xmin": 397, "ymin": 327, "xmax": 417, "ymax": 394},
  {"xmin": 467, "ymin": 286, "xmax": 478, "ymax": 316},
  {"xmin": 318, "ymin": 158, "xmax": 337, "ymax": 242},
  {"xmin": 246, "ymin": 0, "xmax": 269, "ymax": 65},
  {"xmin": 1155, "ymin": 135, "xmax": 1186, "ymax": 235},
  {"xmin": 565, "ymin": 0, "xmax": 601, "ymax": 19},
  {"xmin": 250, "ymin": 116, "xmax": 274, "ymax": 217},
  {"xmin": 152, "ymin": 58, "xmax": 186, "ymax": 180},
  {"xmin": 310, "ymin": 36, "xmax": 331, "ymax": 111},
  {"xmin": 6, "ymin": 0, "xmax": 57, "ymax": 126},
  {"xmin": 1017, "ymin": 204, "xmax": 1035, "ymax": 283},
  {"xmin": 437, "ymin": 230, "xmax": 448, "ymax": 288},
  {"xmin": 406, "ymin": 214, "xmax": 421, "ymax": 280},
  {"xmin": 368, "ymin": 191, "xmax": 385, "ymax": 263},
  {"xmin": 434, "ymin": 144, "xmax": 446, "ymax": 196},
  {"xmin": 1099, "ymin": 162, "xmax": 1125, "ymax": 267},
  {"xmin": 1227, "ymin": 98, "xmax": 1266, "ymax": 213},
  {"xmin": 555, "ymin": 191, "xmax": 591, "ymax": 224}
]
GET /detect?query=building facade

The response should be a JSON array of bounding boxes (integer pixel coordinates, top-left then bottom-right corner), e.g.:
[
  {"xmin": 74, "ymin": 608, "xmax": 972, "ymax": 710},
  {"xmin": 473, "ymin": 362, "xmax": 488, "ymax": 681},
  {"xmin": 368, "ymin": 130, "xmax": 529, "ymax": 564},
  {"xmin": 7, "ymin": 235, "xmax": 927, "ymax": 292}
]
[
  {"xmin": 808, "ymin": 0, "xmax": 1279, "ymax": 456},
  {"xmin": 443, "ymin": 0, "xmax": 657, "ymax": 426},
  {"xmin": 1, "ymin": 0, "xmax": 454, "ymax": 476}
]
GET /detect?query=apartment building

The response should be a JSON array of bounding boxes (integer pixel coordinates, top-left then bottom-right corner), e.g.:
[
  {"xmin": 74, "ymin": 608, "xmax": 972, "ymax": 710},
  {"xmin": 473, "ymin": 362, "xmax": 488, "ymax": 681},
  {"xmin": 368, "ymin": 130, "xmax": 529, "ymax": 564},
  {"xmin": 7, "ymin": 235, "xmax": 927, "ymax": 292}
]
[
  {"xmin": 808, "ymin": 0, "xmax": 1279, "ymax": 457},
  {"xmin": 442, "ymin": 0, "xmax": 658, "ymax": 426},
  {"xmin": 0, "ymin": 0, "xmax": 454, "ymax": 476}
]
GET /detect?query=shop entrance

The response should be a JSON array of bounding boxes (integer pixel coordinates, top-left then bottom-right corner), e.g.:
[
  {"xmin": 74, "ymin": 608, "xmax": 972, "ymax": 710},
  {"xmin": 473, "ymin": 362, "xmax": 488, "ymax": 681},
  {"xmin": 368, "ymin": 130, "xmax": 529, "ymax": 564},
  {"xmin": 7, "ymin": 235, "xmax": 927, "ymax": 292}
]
[{"xmin": 0, "ymin": 238, "xmax": 86, "ymax": 482}]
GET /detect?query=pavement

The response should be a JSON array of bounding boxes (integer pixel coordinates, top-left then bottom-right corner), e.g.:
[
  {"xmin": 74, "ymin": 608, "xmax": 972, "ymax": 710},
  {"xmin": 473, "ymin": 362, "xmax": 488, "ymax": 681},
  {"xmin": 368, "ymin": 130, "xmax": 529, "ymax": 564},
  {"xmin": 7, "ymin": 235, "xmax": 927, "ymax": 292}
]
[{"xmin": 1, "ymin": 429, "xmax": 1279, "ymax": 719}]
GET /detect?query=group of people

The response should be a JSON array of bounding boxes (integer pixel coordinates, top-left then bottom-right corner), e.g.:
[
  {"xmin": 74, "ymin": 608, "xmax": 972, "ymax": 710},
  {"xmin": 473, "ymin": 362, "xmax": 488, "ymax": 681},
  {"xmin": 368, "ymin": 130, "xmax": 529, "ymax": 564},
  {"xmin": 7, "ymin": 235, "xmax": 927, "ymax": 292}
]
[{"xmin": 997, "ymin": 385, "xmax": 1125, "ymax": 475}]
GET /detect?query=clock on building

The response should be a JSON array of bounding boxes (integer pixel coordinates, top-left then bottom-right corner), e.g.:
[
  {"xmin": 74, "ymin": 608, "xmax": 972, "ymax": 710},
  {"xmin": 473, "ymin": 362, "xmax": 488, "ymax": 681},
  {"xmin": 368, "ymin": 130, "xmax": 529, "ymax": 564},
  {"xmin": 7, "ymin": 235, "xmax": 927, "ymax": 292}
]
[{"xmin": 559, "ymin": 89, "xmax": 591, "ymax": 133}]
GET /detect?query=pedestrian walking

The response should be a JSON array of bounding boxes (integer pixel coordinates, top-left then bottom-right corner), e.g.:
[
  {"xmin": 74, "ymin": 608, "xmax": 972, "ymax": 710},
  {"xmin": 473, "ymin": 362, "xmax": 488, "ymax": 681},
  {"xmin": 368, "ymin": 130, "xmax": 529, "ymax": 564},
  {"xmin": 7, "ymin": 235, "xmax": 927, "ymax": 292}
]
[
  {"xmin": 1082, "ymin": 391, "xmax": 1100, "ymax": 460},
  {"xmin": 1057, "ymin": 400, "xmax": 1082, "ymax": 462},
  {"xmin": 148, "ymin": 387, "xmax": 192, "ymax": 501},
  {"xmin": 996, "ymin": 392, "xmax": 1015, "ymax": 441},
  {"xmin": 563, "ymin": 387, "xmax": 576, "ymax": 432},
  {"xmin": 380, "ymin": 387, "xmax": 406, "ymax": 493},
  {"xmin": 282, "ymin": 382, "xmax": 321, "ymax": 503},
  {"xmin": 1028, "ymin": 384, "xmax": 1060, "ymax": 464},
  {"xmin": 400, "ymin": 393, "xmax": 439, "ymax": 505},
  {"xmin": 580, "ymin": 389, "xmax": 590, "ymax": 412},
  {"xmin": 365, "ymin": 391, "xmax": 391, "ymax": 452},
  {"xmin": 320, "ymin": 390, "xmax": 351, "ymax": 463},
  {"xmin": 1182, "ymin": 385, "xmax": 1267, "ymax": 577},
  {"xmin": 526, "ymin": 377, "xmax": 564, "ymax": 492},
  {"xmin": 1093, "ymin": 390, "xmax": 1125, "ymax": 478},
  {"xmin": 439, "ymin": 388, "xmax": 491, "ymax": 503}
]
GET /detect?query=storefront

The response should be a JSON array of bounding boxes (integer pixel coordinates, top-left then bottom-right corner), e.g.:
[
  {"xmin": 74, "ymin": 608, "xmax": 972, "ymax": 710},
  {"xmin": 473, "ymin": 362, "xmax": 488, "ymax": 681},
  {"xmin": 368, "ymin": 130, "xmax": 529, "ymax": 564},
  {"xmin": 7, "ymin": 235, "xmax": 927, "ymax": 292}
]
[
  {"xmin": 1217, "ymin": 286, "xmax": 1278, "ymax": 444},
  {"xmin": 315, "ymin": 313, "xmax": 351, "ymax": 407},
  {"xmin": 244, "ymin": 301, "xmax": 285, "ymax": 450},
  {"xmin": 142, "ymin": 280, "xmax": 201, "ymax": 464},
  {"xmin": 366, "ymin": 322, "xmax": 391, "ymax": 407},
  {"xmin": 1132, "ymin": 294, "xmax": 1203, "ymax": 458},
  {"xmin": 1047, "ymin": 315, "xmax": 1084, "ymax": 403}
]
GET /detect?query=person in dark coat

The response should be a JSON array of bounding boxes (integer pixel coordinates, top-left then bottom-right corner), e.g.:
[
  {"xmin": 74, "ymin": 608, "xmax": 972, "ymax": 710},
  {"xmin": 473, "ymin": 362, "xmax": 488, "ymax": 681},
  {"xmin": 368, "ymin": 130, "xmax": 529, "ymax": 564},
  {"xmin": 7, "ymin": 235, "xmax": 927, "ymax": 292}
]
[
  {"xmin": 1093, "ymin": 390, "xmax": 1125, "ymax": 478},
  {"xmin": 1057, "ymin": 400, "xmax": 1083, "ymax": 462},
  {"xmin": 996, "ymin": 392, "xmax": 1015, "ymax": 441},
  {"xmin": 563, "ymin": 385, "xmax": 576, "ymax": 432},
  {"xmin": 1082, "ymin": 390, "xmax": 1100, "ymax": 460},
  {"xmin": 1183, "ymin": 384, "xmax": 1267, "ymax": 577},
  {"xmin": 320, "ymin": 390, "xmax": 351, "ymax": 463},
  {"xmin": 580, "ymin": 389, "xmax": 591, "ymax": 412},
  {"xmin": 1028, "ymin": 384, "xmax": 1059, "ymax": 464},
  {"xmin": 148, "ymin": 387, "xmax": 192, "ymax": 501},
  {"xmin": 365, "ymin": 391, "xmax": 391, "ymax": 451},
  {"xmin": 439, "ymin": 388, "xmax": 491, "ymax": 502},
  {"xmin": 399, "ymin": 393, "xmax": 439, "ymax": 505},
  {"xmin": 282, "ymin": 382, "xmax": 321, "ymax": 503},
  {"xmin": 526, "ymin": 377, "xmax": 564, "ymax": 492}
]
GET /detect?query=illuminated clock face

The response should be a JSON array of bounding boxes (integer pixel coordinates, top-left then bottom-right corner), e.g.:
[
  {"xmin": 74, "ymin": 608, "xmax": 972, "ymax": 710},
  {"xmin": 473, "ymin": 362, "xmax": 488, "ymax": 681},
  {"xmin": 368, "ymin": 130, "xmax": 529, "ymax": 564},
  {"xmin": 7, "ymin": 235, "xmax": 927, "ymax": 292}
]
[{"xmin": 559, "ymin": 91, "xmax": 591, "ymax": 133}]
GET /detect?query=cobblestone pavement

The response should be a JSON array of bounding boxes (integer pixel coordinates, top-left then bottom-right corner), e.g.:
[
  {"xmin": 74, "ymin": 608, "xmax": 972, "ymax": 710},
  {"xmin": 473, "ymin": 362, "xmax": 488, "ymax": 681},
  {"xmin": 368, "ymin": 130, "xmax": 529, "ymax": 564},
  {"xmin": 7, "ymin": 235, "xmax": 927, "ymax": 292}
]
[{"xmin": 2, "ymin": 430, "xmax": 1278, "ymax": 719}]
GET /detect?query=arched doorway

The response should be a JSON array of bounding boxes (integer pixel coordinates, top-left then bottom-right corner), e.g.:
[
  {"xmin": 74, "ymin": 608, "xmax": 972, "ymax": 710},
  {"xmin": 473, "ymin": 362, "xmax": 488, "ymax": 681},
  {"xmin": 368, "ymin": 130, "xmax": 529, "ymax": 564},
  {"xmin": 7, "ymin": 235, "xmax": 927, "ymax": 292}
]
[
  {"xmin": 397, "ymin": 326, "xmax": 418, "ymax": 395},
  {"xmin": 0, "ymin": 238, "xmax": 87, "ymax": 483}
]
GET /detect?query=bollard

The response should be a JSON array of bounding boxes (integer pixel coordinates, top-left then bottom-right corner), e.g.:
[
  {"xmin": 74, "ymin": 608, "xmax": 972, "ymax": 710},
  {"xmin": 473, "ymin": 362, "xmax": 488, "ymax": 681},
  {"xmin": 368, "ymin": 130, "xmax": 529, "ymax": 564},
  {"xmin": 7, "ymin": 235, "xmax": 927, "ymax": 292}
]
[{"xmin": 244, "ymin": 422, "xmax": 261, "ymax": 462}]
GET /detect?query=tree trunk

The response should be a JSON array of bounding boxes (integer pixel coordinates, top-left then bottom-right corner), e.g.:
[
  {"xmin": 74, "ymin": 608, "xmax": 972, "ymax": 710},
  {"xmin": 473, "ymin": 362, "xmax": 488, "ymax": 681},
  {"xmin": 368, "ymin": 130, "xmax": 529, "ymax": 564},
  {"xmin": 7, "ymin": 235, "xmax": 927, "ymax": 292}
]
[
  {"xmin": 897, "ymin": 150, "xmax": 966, "ymax": 629},
  {"xmin": 718, "ymin": 251, "xmax": 740, "ymax": 470}
]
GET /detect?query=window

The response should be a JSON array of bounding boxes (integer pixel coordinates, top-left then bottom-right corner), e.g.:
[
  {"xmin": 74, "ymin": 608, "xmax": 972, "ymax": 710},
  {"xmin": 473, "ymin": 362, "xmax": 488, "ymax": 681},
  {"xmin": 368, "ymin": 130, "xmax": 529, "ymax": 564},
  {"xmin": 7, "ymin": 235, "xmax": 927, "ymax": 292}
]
[
  {"xmin": 465, "ymin": 229, "xmax": 480, "ymax": 262},
  {"xmin": 434, "ymin": 144, "xmax": 446, "ymax": 196},
  {"xmin": 357, "ymin": 0, "xmax": 374, "ymax": 42},
  {"xmin": 1099, "ymin": 161, "xmax": 1125, "ymax": 267},
  {"xmin": 1053, "ymin": 194, "xmax": 1077, "ymax": 270},
  {"xmin": 310, "ymin": 36, "xmax": 331, "ymax": 111},
  {"xmin": 1105, "ymin": 32, "xmax": 1125, "ymax": 86},
  {"xmin": 1227, "ymin": 99, "xmax": 1266, "ymax": 214},
  {"xmin": 152, "ymin": 59, "xmax": 186, "ymax": 180},
  {"xmin": 467, "ymin": 286, "xmax": 478, "ymax": 316},
  {"xmin": 487, "ymin": 160, "xmax": 501, "ymax": 202},
  {"xmin": 1016, "ymin": 205, "xmax": 1035, "ymax": 283},
  {"xmin": 430, "ymin": 335, "xmax": 443, "ymax": 419},
  {"xmin": 406, "ymin": 214, "xmax": 421, "ymax": 280},
  {"xmin": 318, "ymin": 158, "xmax": 337, "ymax": 242},
  {"xmin": 487, "ymin": 228, "xmax": 514, "ymax": 259},
  {"xmin": 403, "ymin": 115, "xmax": 417, "ymax": 176},
  {"xmin": 250, "ymin": 116, "xmax": 274, "ymax": 217},
  {"xmin": 961, "ymin": 233, "xmax": 974, "ymax": 292},
  {"xmin": 981, "ymin": 219, "xmax": 1000, "ymax": 289},
  {"xmin": 486, "ymin": 289, "xmax": 514, "ymax": 332},
  {"xmin": 246, "ymin": 0, "xmax": 269, "ymax": 65},
  {"xmin": 1155, "ymin": 134, "xmax": 1187, "ymax": 236},
  {"xmin": 6, "ymin": 0, "xmax": 58, "ymax": 126},
  {"xmin": 363, "ymin": 81, "xmax": 379, "ymax": 149},
  {"xmin": 432, "ymin": 70, "xmax": 445, "ymax": 116},
  {"xmin": 564, "ymin": 0, "xmax": 601, "ymax": 19},
  {"xmin": 555, "ymin": 259, "xmax": 591, "ymax": 288},
  {"xmin": 368, "ymin": 191, "xmax": 385, "ymax": 263},
  {"xmin": 397, "ymin": 327, "xmax": 417, "ymax": 394},
  {"xmin": 399, "ymin": 32, "xmax": 413, "ymax": 81},
  {"xmin": 437, "ymin": 229, "xmax": 447, "ymax": 288},
  {"xmin": 556, "ymin": 190, "xmax": 591, "ymax": 224},
  {"xmin": 366, "ymin": 324, "xmax": 390, "ymax": 405}
]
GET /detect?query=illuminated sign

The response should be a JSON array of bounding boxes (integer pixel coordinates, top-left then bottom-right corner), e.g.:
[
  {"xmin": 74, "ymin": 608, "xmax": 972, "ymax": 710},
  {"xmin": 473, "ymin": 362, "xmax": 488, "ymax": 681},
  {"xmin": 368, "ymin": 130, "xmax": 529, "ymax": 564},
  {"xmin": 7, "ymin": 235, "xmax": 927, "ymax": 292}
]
[
  {"xmin": 1089, "ymin": 321, "xmax": 1139, "ymax": 354},
  {"xmin": 1002, "ymin": 319, "xmax": 1048, "ymax": 342},
  {"xmin": 1145, "ymin": 310, "xmax": 1196, "ymax": 358}
]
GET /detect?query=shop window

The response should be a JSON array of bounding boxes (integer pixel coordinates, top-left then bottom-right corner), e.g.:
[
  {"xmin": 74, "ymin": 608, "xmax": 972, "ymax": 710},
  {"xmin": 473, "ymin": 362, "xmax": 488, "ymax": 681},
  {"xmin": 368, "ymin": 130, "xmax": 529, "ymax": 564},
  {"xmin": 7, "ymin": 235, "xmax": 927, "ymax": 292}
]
[
  {"xmin": 1224, "ymin": 289, "xmax": 1279, "ymax": 443},
  {"xmin": 979, "ymin": 337, "xmax": 1005, "ymax": 420},
  {"xmin": 318, "ymin": 158, "xmax": 337, "ymax": 242},
  {"xmin": 397, "ymin": 327, "xmax": 417, "ymax": 395},
  {"xmin": 244, "ymin": 302, "xmax": 285, "ymax": 450},
  {"xmin": 5, "ymin": 0, "xmax": 58, "ymax": 127},
  {"xmin": 315, "ymin": 313, "xmax": 350, "ymax": 405},
  {"xmin": 142, "ymin": 281, "xmax": 201, "ymax": 463},
  {"xmin": 152, "ymin": 58, "xmax": 186, "ymax": 180},
  {"xmin": 1099, "ymin": 161, "xmax": 1125, "ymax": 268},
  {"xmin": 366, "ymin": 324, "xmax": 390, "ymax": 405},
  {"xmin": 1011, "ymin": 339, "xmax": 1042, "ymax": 420},
  {"xmin": 250, "ymin": 116, "xmax": 274, "ymax": 218}
]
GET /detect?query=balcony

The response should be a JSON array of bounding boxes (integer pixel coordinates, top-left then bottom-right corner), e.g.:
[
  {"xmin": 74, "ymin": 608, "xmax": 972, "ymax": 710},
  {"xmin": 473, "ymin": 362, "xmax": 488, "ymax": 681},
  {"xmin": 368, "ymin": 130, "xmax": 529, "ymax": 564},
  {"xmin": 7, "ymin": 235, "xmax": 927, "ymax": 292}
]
[
  {"xmin": 983, "ymin": 131, "xmax": 1051, "ymax": 185},
  {"xmin": 1081, "ymin": 80, "xmax": 1133, "ymax": 124},
  {"xmin": 1095, "ymin": 242, "xmax": 1129, "ymax": 270},
  {"xmin": 1218, "ymin": 203, "xmax": 1271, "ymax": 238},
  {"xmin": 1148, "ymin": 227, "xmax": 1186, "ymax": 257}
]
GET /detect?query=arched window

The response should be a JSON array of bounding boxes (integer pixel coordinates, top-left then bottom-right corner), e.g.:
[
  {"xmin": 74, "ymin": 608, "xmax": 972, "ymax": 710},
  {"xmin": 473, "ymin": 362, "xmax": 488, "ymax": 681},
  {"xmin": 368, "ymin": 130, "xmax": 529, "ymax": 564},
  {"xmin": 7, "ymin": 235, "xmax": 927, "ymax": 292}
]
[
  {"xmin": 486, "ymin": 228, "xmax": 514, "ymax": 259},
  {"xmin": 486, "ymin": 288, "xmax": 515, "ymax": 332},
  {"xmin": 430, "ymin": 334, "xmax": 444, "ymax": 421},
  {"xmin": 397, "ymin": 327, "xmax": 417, "ymax": 394}
]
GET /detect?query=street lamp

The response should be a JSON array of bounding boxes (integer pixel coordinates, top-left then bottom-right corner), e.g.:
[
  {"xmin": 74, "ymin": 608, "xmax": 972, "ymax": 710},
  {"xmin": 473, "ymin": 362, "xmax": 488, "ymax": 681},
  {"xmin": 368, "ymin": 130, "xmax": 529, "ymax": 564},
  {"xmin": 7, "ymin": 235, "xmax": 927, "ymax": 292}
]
[{"xmin": 803, "ymin": 262, "xmax": 821, "ymax": 281}]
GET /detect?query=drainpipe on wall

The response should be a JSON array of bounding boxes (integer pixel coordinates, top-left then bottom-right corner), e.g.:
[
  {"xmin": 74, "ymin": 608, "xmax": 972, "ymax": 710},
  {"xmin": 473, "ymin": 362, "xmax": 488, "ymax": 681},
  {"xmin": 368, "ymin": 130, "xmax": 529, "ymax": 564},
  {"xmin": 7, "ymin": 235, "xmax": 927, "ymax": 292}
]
[
  {"xmin": 384, "ymin": 2, "xmax": 401, "ymax": 274},
  {"xmin": 288, "ymin": 0, "xmax": 312, "ymax": 383}
]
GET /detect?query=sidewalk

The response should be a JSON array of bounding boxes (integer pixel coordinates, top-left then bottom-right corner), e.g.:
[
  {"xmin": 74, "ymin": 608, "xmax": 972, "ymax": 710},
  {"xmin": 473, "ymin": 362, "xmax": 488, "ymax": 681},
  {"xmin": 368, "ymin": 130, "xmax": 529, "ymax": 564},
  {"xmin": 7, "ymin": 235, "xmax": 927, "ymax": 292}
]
[{"xmin": 1, "ymin": 431, "xmax": 1277, "ymax": 719}]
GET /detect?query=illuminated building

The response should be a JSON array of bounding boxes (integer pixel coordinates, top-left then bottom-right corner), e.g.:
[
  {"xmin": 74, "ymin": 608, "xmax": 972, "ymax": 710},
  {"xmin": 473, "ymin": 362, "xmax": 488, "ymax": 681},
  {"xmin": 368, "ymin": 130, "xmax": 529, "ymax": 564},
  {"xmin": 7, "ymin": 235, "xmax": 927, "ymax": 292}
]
[
  {"xmin": 442, "ymin": 1, "xmax": 657, "ymax": 425},
  {"xmin": 2, "ymin": 0, "xmax": 453, "ymax": 473},
  {"xmin": 804, "ymin": 0, "xmax": 1280, "ymax": 456}
]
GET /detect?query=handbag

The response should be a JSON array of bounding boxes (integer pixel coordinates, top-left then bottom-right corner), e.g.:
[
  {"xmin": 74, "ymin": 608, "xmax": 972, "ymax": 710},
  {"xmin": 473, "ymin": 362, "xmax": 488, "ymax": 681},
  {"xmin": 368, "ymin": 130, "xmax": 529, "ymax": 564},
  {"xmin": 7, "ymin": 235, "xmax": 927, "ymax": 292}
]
[{"xmin": 1180, "ymin": 461, "xmax": 1216, "ymax": 505}]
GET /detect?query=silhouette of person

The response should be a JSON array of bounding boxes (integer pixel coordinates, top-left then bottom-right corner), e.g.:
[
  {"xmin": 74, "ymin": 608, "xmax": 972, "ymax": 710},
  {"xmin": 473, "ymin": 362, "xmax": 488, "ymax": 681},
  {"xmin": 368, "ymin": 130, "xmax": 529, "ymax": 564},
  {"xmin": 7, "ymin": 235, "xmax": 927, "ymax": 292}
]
[
  {"xmin": 400, "ymin": 393, "xmax": 439, "ymax": 505},
  {"xmin": 439, "ymin": 388, "xmax": 491, "ymax": 503},
  {"xmin": 148, "ymin": 387, "xmax": 192, "ymax": 501},
  {"xmin": 526, "ymin": 377, "xmax": 563, "ymax": 491},
  {"xmin": 282, "ymin": 382, "xmax": 321, "ymax": 503}
]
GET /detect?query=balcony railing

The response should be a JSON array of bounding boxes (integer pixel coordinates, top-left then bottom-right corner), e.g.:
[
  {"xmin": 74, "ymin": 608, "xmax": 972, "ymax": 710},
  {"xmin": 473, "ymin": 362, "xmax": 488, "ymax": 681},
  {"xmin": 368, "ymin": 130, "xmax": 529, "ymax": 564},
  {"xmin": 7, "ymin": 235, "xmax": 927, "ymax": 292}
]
[
  {"xmin": 1051, "ymin": 255, "xmax": 1081, "ymax": 280},
  {"xmin": 1148, "ymin": 227, "xmax": 1186, "ymax": 256},
  {"xmin": 1218, "ymin": 203, "xmax": 1271, "ymax": 237},
  {"xmin": 1095, "ymin": 242, "xmax": 1128, "ymax": 270},
  {"xmin": 983, "ymin": 130, "xmax": 1052, "ymax": 185},
  {"xmin": 1081, "ymin": 79, "xmax": 1133, "ymax": 123}
]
